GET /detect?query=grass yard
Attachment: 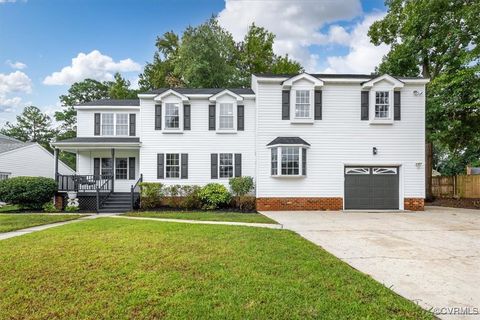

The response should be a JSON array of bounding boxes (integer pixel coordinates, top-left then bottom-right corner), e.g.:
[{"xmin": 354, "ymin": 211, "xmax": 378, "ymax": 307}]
[
  {"xmin": 124, "ymin": 210, "xmax": 277, "ymax": 224},
  {"xmin": 0, "ymin": 218, "xmax": 432, "ymax": 319},
  {"xmin": 0, "ymin": 214, "xmax": 83, "ymax": 233}
]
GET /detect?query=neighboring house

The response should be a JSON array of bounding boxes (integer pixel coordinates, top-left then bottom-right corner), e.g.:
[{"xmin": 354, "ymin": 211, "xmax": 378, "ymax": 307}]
[
  {"xmin": 52, "ymin": 73, "xmax": 428, "ymax": 212},
  {"xmin": 0, "ymin": 134, "xmax": 74, "ymax": 180},
  {"xmin": 466, "ymin": 166, "xmax": 480, "ymax": 175}
]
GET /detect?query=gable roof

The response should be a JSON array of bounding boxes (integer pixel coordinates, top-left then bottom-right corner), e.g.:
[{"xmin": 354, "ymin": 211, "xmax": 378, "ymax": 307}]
[
  {"xmin": 78, "ymin": 99, "xmax": 140, "ymax": 106},
  {"xmin": 0, "ymin": 134, "xmax": 33, "ymax": 154},
  {"xmin": 254, "ymin": 73, "xmax": 426, "ymax": 81},
  {"xmin": 209, "ymin": 89, "xmax": 244, "ymax": 102},
  {"xmin": 144, "ymin": 88, "xmax": 254, "ymax": 95}
]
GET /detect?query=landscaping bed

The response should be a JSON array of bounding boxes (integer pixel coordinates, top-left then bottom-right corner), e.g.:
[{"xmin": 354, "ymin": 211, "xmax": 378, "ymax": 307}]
[
  {"xmin": 0, "ymin": 213, "xmax": 83, "ymax": 233},
  {"xmin": 428, "ymin": 198, "xmax": 480, "ymax": 209},
  {"xmin": 0, "ymin": 218, "xmax": 432, "ymax": 319},
  {"xmin": 123, "ymin": 210, "xmax": 277, "ymax": 224}
]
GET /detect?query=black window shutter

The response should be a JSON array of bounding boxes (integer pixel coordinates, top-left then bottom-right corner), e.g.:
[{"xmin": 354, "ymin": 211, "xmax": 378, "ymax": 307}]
[
  {"xmin": 394, "ymin": 91, "xmax": 401, "ymax": 120},
  {"xmin": 94, "ymin": 113, "xmax": 101, "ymax": 136},
  {"xmin": 211, "ymin": 153, "xmax": 218, "ymax": 179},
  {"xmin": 155, "ymin": 104, "xmax": 162, "ymax": 130},
  {"xmin": 129, "ymin": 114, "xmax": 136, "ymax": 136},
  {"xmin": 237, "ymin": 105, "xmax": 244, "ymax": 131},
  {"xmin": 234, "ymin": 153, "xmax": 242, "ymax": 177},
  {"xmin": 302, "ymin": 148, "xmax": 307, "ymax": 176},
  {"xmin": 314, "ymin": 90, "xmax": 322, "ymax": 120},
  {"xmin": 181, "ymin": 153, "xmax": 188, "ymax": 179},
  {"xmin": 282, "ymin": 90, "xmax": 290, "ymax": 120},
  {"xmin": 94, "ymin": 158, "xmax": 100, "ymax": 176},
  {"xmin": 128, "ymin": 157, "xmax": 135, "ymax": 180},
  {"xmin": 157, "ymin": 153, "xmax": 164, "ymax": 179},
  {"xmin": 361, "ymin": 91, "xmax": 369, "ymax": 120},
  {"xmin": 209, "ymin": 104, "xmax": 216, "ymax": 130},
  {"xmin": 184, "ymin": 104, "xmax": 191, "ymax": 130}
]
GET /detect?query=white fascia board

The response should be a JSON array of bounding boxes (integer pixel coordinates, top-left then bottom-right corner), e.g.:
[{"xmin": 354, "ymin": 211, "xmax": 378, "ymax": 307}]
[
  {"xmin": 75, "ymin": 106, "xmax": 140, "ymax": 111},
  {"xmin": 402, "ymin": 78, "xmax": 430, "ymax": 85},
  {"xmin": 154, "ymin": 89, "xmax": 189, "ymax": 102},
  {"xmin": 137, "ymin": 94, "xmax": 156, "ymax": 99},
  {"xmin": 283, "ymin": 73, "xmax": 324, "ymax": 88},
  {"xmin": 209, "ymin": 89, "xmax": 244, "ymax": 102},
  {"xmin": 362, "ymin": 74, "xmax": 404, "ymax": 89}
]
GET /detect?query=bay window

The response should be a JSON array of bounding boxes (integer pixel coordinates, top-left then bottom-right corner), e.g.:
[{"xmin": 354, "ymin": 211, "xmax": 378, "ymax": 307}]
[{"xmin": 270, "ymin": 146, "xmax": 307, "ymax": 177}]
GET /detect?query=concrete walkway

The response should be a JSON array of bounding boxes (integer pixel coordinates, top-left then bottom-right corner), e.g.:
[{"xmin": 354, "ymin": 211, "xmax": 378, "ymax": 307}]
[
  {"xmin": 261, "ymin": 206, "xmax": 480, "ymax": 320},
  {"xmin": 0, "ymin": 214, "xmax": 103, "ymax": 241},
  {"xmin": 111, "ymin": 215, "xmax": 283, "ymax": 229}
]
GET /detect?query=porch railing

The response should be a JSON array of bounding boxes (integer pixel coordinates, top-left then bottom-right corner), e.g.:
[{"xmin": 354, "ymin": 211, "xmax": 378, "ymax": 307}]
[
  {"xmin": 57, "ymin": 174, "xmax": 113, "ymax": 193},
  {"xmin": 96, "ymin": 178, "xmax": 114, "ymax": 212},
  {"xmin": 130, "ymin": 174, "xmax": 143, "ymax": 210}
]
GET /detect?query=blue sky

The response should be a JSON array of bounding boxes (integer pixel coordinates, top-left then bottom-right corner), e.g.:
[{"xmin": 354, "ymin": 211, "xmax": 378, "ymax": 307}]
[{"xmin": 0, "ymin": 0, "xmax": 387, "ymax": 126}]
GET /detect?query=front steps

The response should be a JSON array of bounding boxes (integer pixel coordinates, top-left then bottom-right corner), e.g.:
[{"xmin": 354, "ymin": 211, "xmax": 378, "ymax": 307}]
[{"xmin": 98, "ymin": 192, "xmax": 132, "ymax": 213}]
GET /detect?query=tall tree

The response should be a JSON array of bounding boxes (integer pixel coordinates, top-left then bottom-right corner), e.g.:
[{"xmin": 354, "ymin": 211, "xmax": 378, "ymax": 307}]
[
  {"xmin": 0, "ymin": 106, "xmax": 56, "ymax": 150},
  {"xmin": 368, "ymin": 0, "xmax": 480, "ymax": 197},
  {"xmin": 108, "ymin": 73, "xmax": 138, "ymax": 99}
]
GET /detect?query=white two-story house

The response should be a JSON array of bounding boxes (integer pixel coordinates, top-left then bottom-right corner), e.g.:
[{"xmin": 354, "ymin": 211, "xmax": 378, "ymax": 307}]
[{"xmin": 53, "ymin": 73, "xmax": 428, "ymax": 212}]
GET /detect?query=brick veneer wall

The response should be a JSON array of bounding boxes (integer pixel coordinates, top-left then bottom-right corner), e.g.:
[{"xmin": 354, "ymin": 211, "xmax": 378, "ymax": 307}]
[
  {"xmin": 257, "ymin": 197, "xmax": 343, "ymax": 211},
  {"xmin": 404, "ymin": 198, "xmax": 425, "ymax": 211}
]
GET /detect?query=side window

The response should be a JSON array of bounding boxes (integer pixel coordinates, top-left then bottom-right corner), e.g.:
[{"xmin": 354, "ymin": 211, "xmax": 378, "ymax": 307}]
[
  {"xmin": 219, "ymin": 153, "xmax": 234, "ymax": 178},
  {"xmin": 165, "ymin": 153, "xmax": 180, "ymax": 178},
  {"xmin": 295, "ymin": 90, "xmax": 310, "ymax": 119}
]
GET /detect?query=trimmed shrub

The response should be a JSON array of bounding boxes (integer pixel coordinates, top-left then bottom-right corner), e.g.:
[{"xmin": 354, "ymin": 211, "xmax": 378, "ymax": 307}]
[
  {"xmin": 42, "ymin": 202, "xmax": 59, "ymax": 213},
  {"xmin": 229, "ymin": 176, "xmax": 254, "ymax": 197},
  {"xmin": 198, "ymin": 183, "xmax": 231, "ymax": 210},
  {"xmin": 65, "ymin": 205, "xmax": 79, "ymax": 212},
  {"xmin": 164, "ymin": 184, "xmax": 182, "ymax": 208},
  {"xmin": 0, "ymin": 177, "xmax": 57, "ymax": 209},
  {"xmin": 234, "ymin": 196, "xmax": 257, "ymax": 212},
  {"xmin": 139, "ymin": 182, "xmax": 163, "ymax": 209},
  {"xmin": 180, "ymin": 185, "xmax": 202, "ymax": 210}
]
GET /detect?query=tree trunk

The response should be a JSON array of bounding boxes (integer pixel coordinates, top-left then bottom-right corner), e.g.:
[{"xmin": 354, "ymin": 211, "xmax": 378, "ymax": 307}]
[{"xmin": 425, "ymin": 141, "xmax": 433, "ymax": 201}]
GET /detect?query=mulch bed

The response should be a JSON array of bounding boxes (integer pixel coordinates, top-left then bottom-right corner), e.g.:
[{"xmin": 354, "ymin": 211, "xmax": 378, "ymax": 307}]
[{"xmin": 428, "ymin": 198, "xmax": 480, "ymax": 209}]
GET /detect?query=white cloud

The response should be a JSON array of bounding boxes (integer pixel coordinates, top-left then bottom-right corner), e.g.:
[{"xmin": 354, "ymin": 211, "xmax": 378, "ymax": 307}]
[
  {"xmin": 218, "ymin": 0, "xmax": 362, "ymax": 71},
  {"xmin": 0, "ymin": 0, "xmax": 19, "ymax": 3},
  {"xmin": 43, "ymin": 50, "xmax": 142, "ymax": 86},
  {"xmin": 322, "ymin": 13, "xmax": 389, "ymax": 74},
  {"xmin": 6, "ymin": 60, "xmax": 27, "ymax": 70},
  {"xmin": 0, "ymin": 71, "xmax": 32, "ymax": 95},
  {"xmin": 0, "ymin": 95, "xmax": 23, "ymax": 112}
]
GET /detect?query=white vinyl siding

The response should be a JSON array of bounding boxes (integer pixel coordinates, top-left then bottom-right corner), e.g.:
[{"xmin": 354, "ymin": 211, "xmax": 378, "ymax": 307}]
[{"xmin": 76, "ymin": 108, "xmax": 139, "ymax": 138}]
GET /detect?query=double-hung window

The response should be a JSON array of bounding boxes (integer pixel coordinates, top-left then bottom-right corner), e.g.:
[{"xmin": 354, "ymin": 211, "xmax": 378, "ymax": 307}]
[
  {"xmin": 271, "ymin": 146, "xmax": 307, "ymax": 177},
  {"xmin": 101, "ymin": 113, "xmax": 114, "ymax": 135},
  {"xmin": 375, "ymin": 91, "xmax": 390, "ymax": 119},
  {"xmin": 165, "ymin": 153, "xmax": 180, "ymax": 178},
  {"xmin": 101, "ymin": 158, "xmax": 113, "ymax": 177},
  {"xmin": 165, "ymin": 103, "xmax": 180, "ymax": 129},
  {"xmin": 219, "ymin": 103, "xmax": 234, "ymax": 130},
  {"xmin": 115, "ymin": 158, "xmax": 128, "ymax": 180},
  {"xmin": 219, "ymin": 153, "xmax": 234, "ymax": 178},
  {"xmin": 116, "ymin": 114, "xmax": 129, "ymax": 136},
  {"xmin": 295, "ymin": 90, "xmax": 310, "ymax": 118}
]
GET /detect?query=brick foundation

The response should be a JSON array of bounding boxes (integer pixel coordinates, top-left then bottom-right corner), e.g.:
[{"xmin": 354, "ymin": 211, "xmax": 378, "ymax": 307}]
[
  {"xmin": 257, "ymin": 197, "xmax": 343, "ymax": 211},
  {"xmin": 404, "ymin": 198, "xmax": 424, "ymax": 211}
]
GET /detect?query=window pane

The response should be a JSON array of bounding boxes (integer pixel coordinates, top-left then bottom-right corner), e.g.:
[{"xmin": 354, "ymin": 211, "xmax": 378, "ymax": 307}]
[
  {"xmin": 271, "ymin": 148, "xmax": 278, "ymax": 175},
  {"xmin": 116, "ymin": 114, "xmax": 129, "ymax": 136},
  {"xmin": 115, "ymin": 158, "xmax": 128, "ymax": 180},
  {"xmin": 281, "ymin": 147, "xmax": 299, "ymax": 175},
  {"xmin": 101, "ymin": 158, "xmax": 113, "ymax": 177},
  {"xmin": 375, "ymin": 91, "xmax": 389, "ymax": 119},
  {"xmin": 102, "ymin": 113, "xmax": 114, "ymax": 135},
  {"xmin": 219, "ymin": 153, "xmax": 233, "ymax": 178},
  {"xmin": 219, "ymin": 103, "xmax": 234, "ymax": 129},
  {"xmin": 165, "ymin": 153, "xmax": 180, "ymax": 178},
  {"xmin": 165, "ymin": 103, "xmax": 180, "ymax": 129},
  {"xmin": 295, "ymin": 90, "xmax": 310, "ymax": 118}
]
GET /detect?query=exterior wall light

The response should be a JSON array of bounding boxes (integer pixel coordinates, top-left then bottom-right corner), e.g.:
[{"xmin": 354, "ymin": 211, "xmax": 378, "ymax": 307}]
[{"xmin": 373, "ymin": 147, "xmax": 378, "ymax": 155}]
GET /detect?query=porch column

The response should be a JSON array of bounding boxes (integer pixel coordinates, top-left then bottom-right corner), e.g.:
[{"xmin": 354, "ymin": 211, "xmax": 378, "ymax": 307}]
[
  {"xmin": 111, "ymin": 148, "xmax": 115, "ymax": 191},
  {"xmin": 54, "ymin": 148, "xmax": 59, "ymax": 182}
]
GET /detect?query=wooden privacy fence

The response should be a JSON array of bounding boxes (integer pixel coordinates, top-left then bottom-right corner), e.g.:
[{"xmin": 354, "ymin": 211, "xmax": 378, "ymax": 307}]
[{"xmin": 432, "ymin": 175, "xmax": 480, "ymax": 198}]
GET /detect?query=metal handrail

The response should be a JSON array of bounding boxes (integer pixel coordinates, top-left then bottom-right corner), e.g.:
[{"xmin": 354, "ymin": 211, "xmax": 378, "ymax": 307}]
[
  {"xmin": 57, "ymin": 174, "xmax": 113, "ymax": 192},
  {"xmin": 130, "ymin": 174, "xmax": 143, "ymax": 210},
  {"xmin": 96, "ymin": 177, "xmax": 114, "ymax": 212}
]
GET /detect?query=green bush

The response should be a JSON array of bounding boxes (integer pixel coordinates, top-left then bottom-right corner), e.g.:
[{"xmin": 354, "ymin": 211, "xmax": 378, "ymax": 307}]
[
  {"xmin": 42, "ymin": 202, "xmax": 59, "ymax": 213},
  {"xmin": 229, "ymin": 176, "xmax": 254, "ymax": 197},
  {"xmin": 139, "ymin": 182, "xmax": 163, "ymax": 209},
  {"xmin": 180, "ymin": 185, "xmax": 202, "ymax": 210},
  {"xmin": 198, "ymin": 183, "xmax": 231, "ymax": 210},
  {"xmin": 234, "ymin": 196, "xmax": 257, "ymax": 212},
  {"xmin": 0, "ymin": 177, "xmax": 57, "ymax": 209},
  {"xmin": 65, "ymin": 205, "xmax": 79, "ymax": 212},
  {"xmin": 164, "ymin": 184, "xmax": 182, "ymax": 208}
]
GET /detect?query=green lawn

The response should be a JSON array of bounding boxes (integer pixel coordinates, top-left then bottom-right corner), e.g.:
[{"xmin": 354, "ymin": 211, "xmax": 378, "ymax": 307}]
[
  {"xmin": 0, "ymin": 214, "xmax": 83, "ymax": 233},
  {"xmin": 0, "ymin": 218, "xmax": 431, "ymax": 319},
  {"xmin": 124, "ymin": 210, "xmax": 277, "ymax": 224}
]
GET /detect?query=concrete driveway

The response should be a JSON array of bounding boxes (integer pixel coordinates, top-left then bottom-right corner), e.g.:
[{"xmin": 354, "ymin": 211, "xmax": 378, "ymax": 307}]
[{"xmin": 261, "ymin": 206, "xmax": 480, "ymax": 319}]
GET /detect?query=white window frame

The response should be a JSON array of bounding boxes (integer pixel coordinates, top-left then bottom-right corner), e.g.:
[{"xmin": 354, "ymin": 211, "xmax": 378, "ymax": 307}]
[
  {"xmin": 218, "ymin": 153, "xmax": 235, "ymax": 179},
  {"xmin": 100, "ymin": 113, "xmax": 131, "ymax": 136},
  {"xmin": 163, "ymin": 102, "xmax": 181, "ymax": 131},
  {"xmin": 269, "ymin": 146, "xmax": 307, "ymax": 177},
  {"xmin": 216, "ymin": 100, "xmax": 237, "ymax": 132},
  {"xmin": 369, "ymin": 89, "xmax": 394, "ymax": 124},
  {"xmin": 115, "ymin": 157, "xmax": 129, "ymax": 180},
  {"xmin": 0, "ymin": 172, "xmax": 11, "ymax": 180},
  {"xmin": 100, "ymin": 158, "xmax": 113, "ymax": 177},
  {"xmin": 101, "ymin": 113, "xmax": 115, "ymax": 136},
  {"xmin": 290, "ymin": 89, "xmax": 314, "ymax": 123},
  {"xmin": 115, "ymin": 113, "xmax": 129, "ymax": 136},
  {"xmin": 165, "ymin": 153, "xmax": 181, "ymax": 179}
]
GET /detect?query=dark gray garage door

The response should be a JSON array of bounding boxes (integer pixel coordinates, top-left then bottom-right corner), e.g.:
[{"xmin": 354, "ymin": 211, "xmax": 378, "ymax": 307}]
[{"xmin": 344, "ymin": 167, "xmax": 399, "ymax": 210}]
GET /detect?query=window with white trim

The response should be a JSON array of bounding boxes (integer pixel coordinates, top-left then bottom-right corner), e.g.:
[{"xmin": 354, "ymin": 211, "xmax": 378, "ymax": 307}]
[
  {"xmin": 295, "ymin": 90, "xmax": 311, "ymax": 118},
  {"xmin": 165, "ymin": 103, "xmax": 180, "ymax": 129},
  {"xmin": 101, "ymin": 113, "xmax": 114, "ymax": 135},
  {"xmin": 219, "ymin": 153, "xmax": 234, "ymax": 178},
  {"xmin": 0, "ymin": 172, "xmax": 10, "ymax": 180},
  {"xmin": 219, "ymin": 103, "xmax": 234, "ymax": 130},
  {"xmin": 270, "ymin": 146, "xmax": 307, "ymax": 176},
  {"xmin": 375, "ymin": 91, "xmax": 390, "ymax": 119},
  {"xmin": 101, "ymin": 158, "xmax": 113, "ymax": 177},
  {"xmin": 115, "ymin": 158, "xmax": 128, "ymax": 180},
  {"xmin": 115, "ymin": 114, "xmax": 129, "ymax": 136},
  {"xmin": 165, "ymin": 153, "xmax": 180, "ymax": 178}
]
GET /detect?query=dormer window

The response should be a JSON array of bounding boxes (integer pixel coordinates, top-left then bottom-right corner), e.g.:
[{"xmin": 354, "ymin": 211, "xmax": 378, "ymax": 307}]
[
  {"xmin": 219, "ymin": 103, "xmax": 234, "ymax": 130},
  {"xmin": 209, "ymin": 90, "xmax": 244, "ymax": 133},
  {"xmin": 375, "ymin": 91, "xmax": 390, "ymax": 119},
  {"xmin": 295, "ymin": 90, "xmax": 311, "ymax": 118},
  {"xmin": 165, "ymin": 103, "xmax": 180, "ymax": 129}
]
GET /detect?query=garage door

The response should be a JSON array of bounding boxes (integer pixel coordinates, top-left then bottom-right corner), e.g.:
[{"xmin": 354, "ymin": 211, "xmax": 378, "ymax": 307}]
[{"xmin": 344, "ymin": 167, "xmax": 399, "ymax": 210}]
